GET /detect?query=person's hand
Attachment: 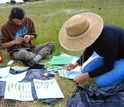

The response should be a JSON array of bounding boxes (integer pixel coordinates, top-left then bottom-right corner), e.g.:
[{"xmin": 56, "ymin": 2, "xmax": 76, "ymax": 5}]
[
  {"xmin": 14, "ymin": 37, "xmax": 24, "ymax": 44},
  {"xmin": 65, "ymin": 62, "xmax": 78, "ymax": 71},
  {"xmin": 73, "ymin": 73, "xmax": 90, "ymax": 84},
  {"xmin": 24, "ymin": 35, "xmax": 31, "ymax": 43}
]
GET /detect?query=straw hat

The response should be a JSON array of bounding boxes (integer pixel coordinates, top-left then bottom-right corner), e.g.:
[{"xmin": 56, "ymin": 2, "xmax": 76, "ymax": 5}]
[{"xmin": 59, "ymin": 13, "xmax": 103, "ymax": 51}]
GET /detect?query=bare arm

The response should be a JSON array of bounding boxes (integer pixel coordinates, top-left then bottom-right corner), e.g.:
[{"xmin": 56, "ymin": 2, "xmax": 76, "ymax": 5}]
[{"xmin": 2, "ymin": 37, "xmax": 24, "ymax": 48}]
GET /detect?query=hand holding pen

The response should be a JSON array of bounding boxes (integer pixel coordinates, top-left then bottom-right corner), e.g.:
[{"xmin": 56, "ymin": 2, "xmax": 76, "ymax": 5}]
[
  {"xmin": 65, "ymin": 63, "xmax": 75, "ymax": 71},
  {"xmin": 65, "ymin": 62, "xmax": 79, "ymax": 71},
  {"xmin": 24, "ymin": 35, "xmax": 31, "ymax": 43}
]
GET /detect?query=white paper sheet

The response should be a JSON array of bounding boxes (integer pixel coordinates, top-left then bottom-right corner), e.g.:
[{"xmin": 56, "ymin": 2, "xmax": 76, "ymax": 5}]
[
  {"xmin": 0, "ymin": 67, "xmax": 10, "ymax": 77},
  {"xmin": 0, "ymin": 72, "xmax": 27, "ymax": 82},
  {"xmin": 34, "ymin": 79, "xmax": 64, "ymax": 99},
  {"xmin": 4, "ymin": 81, "xmax": 33, "ymax": 101},
  {"xmin": 58, "ymin": 55, "xmax": 98, "ymax": 79},
  {"xmin": 58, "ymin": 69, "xmax": 82, "ymax": 79}
]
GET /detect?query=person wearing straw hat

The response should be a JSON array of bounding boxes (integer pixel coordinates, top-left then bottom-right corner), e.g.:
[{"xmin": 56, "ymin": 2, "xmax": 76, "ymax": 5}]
[{"xmin": 59, "ymin": 13, "xmax": 124, "ymax": 87}]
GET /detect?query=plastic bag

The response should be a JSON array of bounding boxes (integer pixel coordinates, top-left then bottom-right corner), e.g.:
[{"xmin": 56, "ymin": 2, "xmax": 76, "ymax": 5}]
[{"xmin": 67, "ymin": 85, "xmax": 124, "ymax": 107}]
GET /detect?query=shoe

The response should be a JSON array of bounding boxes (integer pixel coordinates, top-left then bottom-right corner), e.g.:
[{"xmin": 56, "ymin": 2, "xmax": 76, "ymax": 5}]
[{"xmin": 21, "ymin": 60, "xmax": 36, "ymax": 67}]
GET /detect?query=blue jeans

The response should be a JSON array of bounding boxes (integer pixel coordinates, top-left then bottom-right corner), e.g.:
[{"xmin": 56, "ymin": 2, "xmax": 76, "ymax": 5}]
[{"xmin": 82, "ymin": 56, "xmax": 124, "ymax": 87}]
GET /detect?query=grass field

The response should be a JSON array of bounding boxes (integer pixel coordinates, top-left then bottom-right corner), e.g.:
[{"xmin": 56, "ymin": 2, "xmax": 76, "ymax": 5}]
[{"xmin": 0, "ymin": 0, "xmax": 124, "ymax": 106}]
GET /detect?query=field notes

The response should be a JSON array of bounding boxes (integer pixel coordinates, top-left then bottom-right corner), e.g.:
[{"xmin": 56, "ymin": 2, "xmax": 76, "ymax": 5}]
[
  {"xmin": 34, "ymin": 79, "xmax": 64, "ymax": 99},
  {"xmin": 50, "ymin": 56, "xmax": 73, "ymax": 65},
  {"xmin": 58, "ymin": 68, "xmax": 82, "ymax": 79},
  {"xmin": 4, "ymin": 79, "xmax": 64, "ymax": 101},
  {"xmin": 4, "ymin": 82, "xmax": 33, "ymax": 101},
  {"xmin": 58, "ymin": 58, "xmax": 82, "ymax": 79},
  {"xmin": 58, "ymin": 55, "xmax": 97, "ymax": 79}
]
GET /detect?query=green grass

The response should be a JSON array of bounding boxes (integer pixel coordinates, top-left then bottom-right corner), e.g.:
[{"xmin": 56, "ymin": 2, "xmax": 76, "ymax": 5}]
[{"xmin": 0, "ymin": 0, "xmax": 124, "ymax": 106}]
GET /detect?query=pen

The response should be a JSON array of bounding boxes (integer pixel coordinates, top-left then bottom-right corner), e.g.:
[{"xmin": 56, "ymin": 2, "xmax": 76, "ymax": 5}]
[{"xmin": 80, "ymin": 66, "xmax": 82, "ymax": 71}]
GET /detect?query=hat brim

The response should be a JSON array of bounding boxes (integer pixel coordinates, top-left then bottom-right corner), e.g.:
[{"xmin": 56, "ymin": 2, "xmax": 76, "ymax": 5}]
[{"xmin": 59, "ymin": 13, "xmax": 103, "ymax": 51}]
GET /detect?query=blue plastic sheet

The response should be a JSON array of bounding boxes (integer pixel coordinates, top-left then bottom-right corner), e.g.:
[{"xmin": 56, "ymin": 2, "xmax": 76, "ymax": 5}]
[
  {"xmin": 67, "ymin": 85, "xmax": 124, "ymax": 107},
  {"xmin": 0, "ymin": 64, "xmax": 56, "ymax": 105}
]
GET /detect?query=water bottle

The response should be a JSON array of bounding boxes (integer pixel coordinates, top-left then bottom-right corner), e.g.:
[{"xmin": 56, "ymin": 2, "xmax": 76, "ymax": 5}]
[{"xmin": 42, "ymin": 72, "xmax": 55, "ymax": 77}]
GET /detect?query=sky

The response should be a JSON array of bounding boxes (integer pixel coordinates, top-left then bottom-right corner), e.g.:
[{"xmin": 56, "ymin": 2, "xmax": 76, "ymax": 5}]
[{"xmin": 0, "ymin": 0, "xmax": 23, "ymax": 4}]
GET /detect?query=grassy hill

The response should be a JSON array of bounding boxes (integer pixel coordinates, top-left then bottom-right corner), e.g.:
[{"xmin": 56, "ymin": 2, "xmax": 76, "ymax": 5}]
[{"xmin": 0, "ymin": 0, "xmax": 124, "ymax": 106}]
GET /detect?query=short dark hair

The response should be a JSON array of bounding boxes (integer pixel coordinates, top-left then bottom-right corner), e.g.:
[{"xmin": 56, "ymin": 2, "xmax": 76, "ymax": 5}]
[{"xmin": 9, "ymin": 7, "xmax": 25, "ymax": 20}]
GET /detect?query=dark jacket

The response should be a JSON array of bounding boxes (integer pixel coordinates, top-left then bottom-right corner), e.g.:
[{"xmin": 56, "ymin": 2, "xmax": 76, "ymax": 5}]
[
  {"xmin": 77, "ymin": 24, "xmax": 124, "ymax": 78},
  {"xmin": 0, "ymin": 16, "xmax": 37, "ymax": 56}
]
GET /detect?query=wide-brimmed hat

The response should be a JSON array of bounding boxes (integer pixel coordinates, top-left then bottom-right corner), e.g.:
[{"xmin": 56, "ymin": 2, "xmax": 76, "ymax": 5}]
[{"xmin": 59, "ymin": 13, "xmax": 103, "ymax": 51}]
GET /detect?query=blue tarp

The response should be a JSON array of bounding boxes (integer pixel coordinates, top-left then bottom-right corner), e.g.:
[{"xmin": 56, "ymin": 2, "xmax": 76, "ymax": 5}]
[
  {"xmin": 0, "ymin": 64, "xmax": 56, "ymax": 105},
  {"xmin": 67, "ymin": 85, "xmax": 124, "ymax": 107}
]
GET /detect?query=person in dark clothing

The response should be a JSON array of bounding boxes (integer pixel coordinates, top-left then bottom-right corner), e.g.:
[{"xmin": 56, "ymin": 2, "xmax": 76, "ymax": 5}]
[
  {"xmin": 59, "ymin": 13, "xmax": 124, "ymax": 87},
  {"xmin": 0, "ymin": 7, "xmax": 55, "ymax": 67}
]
